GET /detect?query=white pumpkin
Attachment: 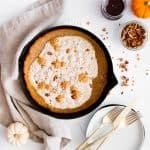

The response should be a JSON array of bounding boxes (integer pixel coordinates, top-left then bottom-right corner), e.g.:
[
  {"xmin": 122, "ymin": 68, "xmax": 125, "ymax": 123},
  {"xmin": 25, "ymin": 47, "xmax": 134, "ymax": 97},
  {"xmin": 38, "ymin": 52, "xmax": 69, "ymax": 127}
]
[{"xmin": 7, "ymin": 122, "xmax": 30, "ymax": 146}]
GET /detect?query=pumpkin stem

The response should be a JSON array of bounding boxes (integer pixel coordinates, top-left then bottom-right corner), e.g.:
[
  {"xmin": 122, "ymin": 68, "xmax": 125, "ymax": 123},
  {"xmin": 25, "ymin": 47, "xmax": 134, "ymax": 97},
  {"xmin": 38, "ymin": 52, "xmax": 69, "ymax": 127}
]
[{"xmin": 144, "ymin": 1, "xmax": 150, "ymax": 5}]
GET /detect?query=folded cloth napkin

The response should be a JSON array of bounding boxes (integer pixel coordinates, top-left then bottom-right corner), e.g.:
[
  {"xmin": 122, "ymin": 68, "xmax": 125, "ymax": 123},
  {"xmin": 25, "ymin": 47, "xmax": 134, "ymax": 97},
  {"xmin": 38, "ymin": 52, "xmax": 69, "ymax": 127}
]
[{"xmin": 0, "ymin": 0, "xmax": 79, "ymax": 149}]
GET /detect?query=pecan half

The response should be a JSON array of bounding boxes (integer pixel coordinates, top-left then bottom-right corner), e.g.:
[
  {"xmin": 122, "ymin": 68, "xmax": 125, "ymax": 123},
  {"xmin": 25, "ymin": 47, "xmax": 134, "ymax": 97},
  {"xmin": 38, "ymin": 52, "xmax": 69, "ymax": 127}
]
[
  {"xmin": 78, "ymin": 72, "xmax": 89, "ymax": 83},
  {"xmin": 60, "ymin": 81, "xmax": 71, "ymax": 90},
  {"xmin": 70, "ymin": 85, "xmax": 81, "ymax": 100},
  {"xmin": 37, "ymin": 57, "xmax": 46, "ymax": 66},
  {"xmin": 55, "ymin": 95, "xmax": 64, "ymax": 102},
  {"xmin": 51, "ymin": 59, "xmax": 65, "ymax": 69}
]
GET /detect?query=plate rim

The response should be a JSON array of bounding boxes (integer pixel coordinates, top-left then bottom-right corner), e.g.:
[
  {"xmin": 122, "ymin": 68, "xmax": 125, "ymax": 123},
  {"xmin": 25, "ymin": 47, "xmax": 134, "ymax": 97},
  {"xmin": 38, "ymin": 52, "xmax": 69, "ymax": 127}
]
[{"xmin": 86, "ymin": 104, "xmax": 145, "ymax": 150}]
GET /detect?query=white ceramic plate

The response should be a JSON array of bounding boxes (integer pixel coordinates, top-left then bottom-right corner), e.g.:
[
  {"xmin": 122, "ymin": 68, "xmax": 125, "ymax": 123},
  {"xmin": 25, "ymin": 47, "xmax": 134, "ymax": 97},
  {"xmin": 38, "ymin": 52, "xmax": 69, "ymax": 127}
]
[{"xmin": 86, "ymin": 105, "xmax": 145, "ymax": 150}]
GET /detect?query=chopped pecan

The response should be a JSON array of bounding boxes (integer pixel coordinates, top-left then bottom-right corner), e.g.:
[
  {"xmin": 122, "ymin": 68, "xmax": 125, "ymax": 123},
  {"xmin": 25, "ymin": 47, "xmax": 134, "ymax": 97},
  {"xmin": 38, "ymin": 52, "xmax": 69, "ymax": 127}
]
[
  {"xmin": 37, "ymin": 57, "xmax": 46, "ymax": 66},
  {"xmin": 121, "ymin": 23, "xmax": 146, "ymax": 48},
  {"xmin": 60, "ymin": 81, "xmax": 71, "ymax": 90},
  {"xmin": 45, "ymin": 93, "xmax": 50, "ymax": 97},
  {"xmin": 51, "ymin": 59, "xmax": 65, "ymax": 69},
  {"xmin": 37, "ymin": 82, "xmax": 53, "ymax": 91},
  {"xmin": 50, "ymin": 38, "xmax": 60, "ymax": 51},
  {"xmin": 78, "ymin": 72, "xmax": 89, "ymax": 83},
  {"xmin": 120, "ymin": 76, "xmax": 129, "ymax": 87},
  {"xmin": 53, "ymin": 75, "xmax": 58, "ymax": 81},
  {"xmin": 85, "ymin": 48, "xmax": 90, "ymax": 51},
  {"xmin": 70, "ymin": 86, "xmax": 81, "ymax": 100},
  {"xmin": 37, "ymin": 82, "xmax": 45, "ymax": 89},
  {"xmin": 66, "ymin": 48, "xmax": 70, "ymax": 53},
  {"xmin": 55, "ymin": 95, "xmax": 64, "ymax": 102},
  {"xmin": 47, "ymin": 52, "xmax": 52, "ymax": 55},
  {"xmin": 45, "ymin": 84, "xmax": 53, "ymax": 91}
]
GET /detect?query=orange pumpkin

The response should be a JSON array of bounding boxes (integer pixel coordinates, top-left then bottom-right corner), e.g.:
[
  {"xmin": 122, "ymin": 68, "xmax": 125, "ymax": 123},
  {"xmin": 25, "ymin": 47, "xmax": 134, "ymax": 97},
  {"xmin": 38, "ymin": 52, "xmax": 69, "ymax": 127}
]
[{"xmin": 132, "ymin": 0, "xmax": 150, "ymax": 18}]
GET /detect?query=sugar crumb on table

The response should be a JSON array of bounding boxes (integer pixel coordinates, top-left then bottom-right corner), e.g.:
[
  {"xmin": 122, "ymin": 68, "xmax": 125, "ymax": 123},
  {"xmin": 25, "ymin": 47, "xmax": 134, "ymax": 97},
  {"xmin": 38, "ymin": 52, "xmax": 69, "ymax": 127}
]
[
  {"xmin": 136, "ymin": 53, "xmax": 140, "ymax": 61},
  {"xmin": 120, "ymin": 75, "xmax": 129, "ymax": 87},
  {"xmin": 86, "ymin": 21, "xmax": 90, "ymax": 25},
  {"xmin": 145, "ymin": 69, "xmax": 149, "ymax": 76},
  {"xmin": 117, "ymin": 58, "xmax": 129, "ymax": 72},
  {"xmin": 102, "ymin": 28, "xmax": 106, "ymax": 32},
  {"xmin": 121, "ymin": 91, "xmax": 124, "ymax": 95},
  {"xmin": 100, "ymin": 27, "xmax": 109, "ymax": 41}
]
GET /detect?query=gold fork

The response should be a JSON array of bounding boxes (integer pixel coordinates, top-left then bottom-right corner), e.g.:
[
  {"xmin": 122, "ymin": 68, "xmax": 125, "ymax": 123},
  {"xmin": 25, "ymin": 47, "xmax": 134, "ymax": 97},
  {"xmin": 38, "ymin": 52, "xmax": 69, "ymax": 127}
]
[
  {"xmin": 93, "ymin": 111, "xmax": 140, "ymax": 150},
  {"xmin": 76, "ymin": 107, "xmax": 123, "ymax": 150}
]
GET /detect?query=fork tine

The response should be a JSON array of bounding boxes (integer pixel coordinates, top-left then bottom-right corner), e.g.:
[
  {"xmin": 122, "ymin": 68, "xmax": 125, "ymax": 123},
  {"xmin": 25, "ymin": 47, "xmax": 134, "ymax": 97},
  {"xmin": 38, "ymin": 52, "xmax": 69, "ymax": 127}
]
[
  {"xmin": 127, "ymin": 111, "xmax": 141, "ymax": 118},
  {"xmin": 108, "ymin": 107, "xmax": 122, "ymax": 117},
  {"xmin": 108, "ymin": 107, "xmax": 123, "ymax": 121},
  {"xmin": 127, "ymin": 112, "xmax": 140, "ymax": 121},
  {"xmin": 127, "ymin": 116, "xmax": 138, "ymax": 125},
  {"xmin": 106, "ymin": 107, "xmax": 118, "ymax": 115},
  {"xmin": 126, "ymin": 112, "xmax": 140, "ymax": 125},
  {"xmin": 109, "ymin": 110, "xmax": 122, "ymax": 120}
]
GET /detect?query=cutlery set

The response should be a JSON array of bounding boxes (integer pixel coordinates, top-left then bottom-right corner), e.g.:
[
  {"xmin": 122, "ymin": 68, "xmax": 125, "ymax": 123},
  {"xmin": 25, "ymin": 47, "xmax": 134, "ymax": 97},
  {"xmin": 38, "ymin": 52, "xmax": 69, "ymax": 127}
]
[{"xmin": 77, "ymin": 100, "xmax": 140, "ymax": 150}]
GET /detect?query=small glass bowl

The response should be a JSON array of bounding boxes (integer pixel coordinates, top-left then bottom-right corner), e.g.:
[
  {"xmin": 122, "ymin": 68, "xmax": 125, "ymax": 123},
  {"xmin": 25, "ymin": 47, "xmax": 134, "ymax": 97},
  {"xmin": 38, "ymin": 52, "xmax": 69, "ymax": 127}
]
[
  {"xmin": 120, "ymin": 21, "xmax": 148, "ymax": 51},
  {"xmin": 101, "ymin": 0, "xmax": 126, "ymax": 20}
]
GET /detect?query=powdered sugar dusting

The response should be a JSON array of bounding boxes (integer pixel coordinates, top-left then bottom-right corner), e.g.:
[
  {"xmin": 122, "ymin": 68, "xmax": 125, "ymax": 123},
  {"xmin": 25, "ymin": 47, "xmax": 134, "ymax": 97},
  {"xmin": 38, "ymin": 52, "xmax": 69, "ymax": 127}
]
[{"xmin": 29, "ymin": 36, "xmax": 98, "ymax": 109}]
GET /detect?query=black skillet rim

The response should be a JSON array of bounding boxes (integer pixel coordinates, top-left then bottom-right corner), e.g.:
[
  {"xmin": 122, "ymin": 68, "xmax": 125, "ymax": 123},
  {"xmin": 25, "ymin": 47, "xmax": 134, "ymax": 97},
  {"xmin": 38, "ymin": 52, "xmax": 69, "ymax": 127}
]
[{"xmin": 19, "ymin": 25, "xmax": 118, "ymax": 119}]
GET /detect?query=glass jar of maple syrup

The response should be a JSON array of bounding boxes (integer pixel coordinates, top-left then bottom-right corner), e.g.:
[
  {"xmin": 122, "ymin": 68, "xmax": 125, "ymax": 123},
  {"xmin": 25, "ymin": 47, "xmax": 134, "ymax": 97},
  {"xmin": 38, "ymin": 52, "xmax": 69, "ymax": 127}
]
[{"xmin": 101, "ymin": 0, "xmax": 126, "ymax": 20}]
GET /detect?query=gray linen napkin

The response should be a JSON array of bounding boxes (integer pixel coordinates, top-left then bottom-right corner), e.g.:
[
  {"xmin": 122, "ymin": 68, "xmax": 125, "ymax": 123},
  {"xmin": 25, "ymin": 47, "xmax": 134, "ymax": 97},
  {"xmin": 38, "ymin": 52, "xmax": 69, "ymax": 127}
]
[{"xmin": 0, "ymin": 0, "xmax": 75, "ymax": 149}]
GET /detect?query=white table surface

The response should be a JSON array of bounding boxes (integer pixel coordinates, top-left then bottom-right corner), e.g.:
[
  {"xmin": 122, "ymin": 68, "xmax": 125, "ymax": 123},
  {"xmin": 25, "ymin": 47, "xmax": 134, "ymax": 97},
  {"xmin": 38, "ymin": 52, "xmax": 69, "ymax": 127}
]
[{"xmin": 0, "ymin": 0, "xmax": 150, "ymax": 150}]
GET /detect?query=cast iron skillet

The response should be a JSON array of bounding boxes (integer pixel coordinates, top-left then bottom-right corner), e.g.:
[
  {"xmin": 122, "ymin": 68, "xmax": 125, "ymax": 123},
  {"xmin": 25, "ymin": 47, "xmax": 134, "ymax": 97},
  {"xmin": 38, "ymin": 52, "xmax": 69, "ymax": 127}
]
[{"xmin": 19, "ymin": 25, "xmax": 118, "ymax": 119}]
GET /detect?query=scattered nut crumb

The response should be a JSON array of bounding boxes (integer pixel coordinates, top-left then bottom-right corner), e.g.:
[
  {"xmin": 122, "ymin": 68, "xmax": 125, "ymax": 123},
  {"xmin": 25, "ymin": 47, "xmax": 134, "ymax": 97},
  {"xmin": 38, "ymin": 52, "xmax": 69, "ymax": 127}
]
[
  {"xmin": 85, "ymin": 48, "xmax": 90, "ymax": 51},
  {"xmin": 120, "ymin": 76, "xmax": 129, "ymax": 87},
  {"xmin": 119, "ymin": 60, "xmax": 129, "ymax": 72},
  {"xmin": 66, "ymin": 48, "xmax": 70, "ymax": 53},
  {"xmin": 117, "ymin": 58, "xmax": 123, "ymax": 62},
  {"xmin": 121, "ymin": 91, "xmax": 124, "ymax": 95},
  {"xmin": 47, "ymin": 52, "xmax": 52, "ymax": 55},
  {"xmin": 145, "ymin": 72, "xmax": 149, "ymax": 76},
  {"xmin": 45, "ymin": 93, "xmax": 50, "ymax": 97},
  {"xmin": 136, "ymin": 54, "xmax": 140, "ymax": 61},
  {"xmin": 101, "ymin": 28, "xmax": 109, "ymax": 40},
  {"xmin": 86, "ymin": 21, "xmax": 90, "ymax": 25},
  {"xmin": 53, "ymin": 75, "xmax": 58, "ymax": 81},
  {"xmin": 102, "ymin": 28, "xmax": 106, "ymax": 32},
  {"xmin": 117, "ymin": 58, "xmax": 129, "ymax": 72}
]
